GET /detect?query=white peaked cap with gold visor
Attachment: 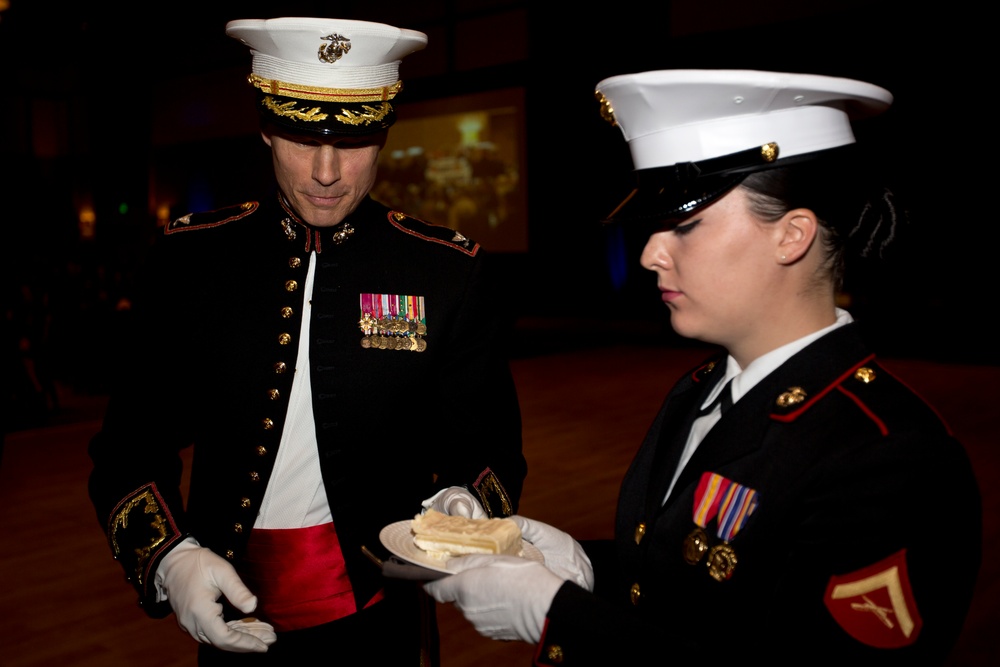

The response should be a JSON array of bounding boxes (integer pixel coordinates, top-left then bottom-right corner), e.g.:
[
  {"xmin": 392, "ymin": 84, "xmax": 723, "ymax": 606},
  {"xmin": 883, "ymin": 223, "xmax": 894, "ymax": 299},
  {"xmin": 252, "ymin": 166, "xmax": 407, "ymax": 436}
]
[
  {"xmin": 595, "ymin": 69, "xmax": 893, "ymax": 223},
  {"xmin": 226, "ymin": 17, "xmax": 428, "ymax": 136}
]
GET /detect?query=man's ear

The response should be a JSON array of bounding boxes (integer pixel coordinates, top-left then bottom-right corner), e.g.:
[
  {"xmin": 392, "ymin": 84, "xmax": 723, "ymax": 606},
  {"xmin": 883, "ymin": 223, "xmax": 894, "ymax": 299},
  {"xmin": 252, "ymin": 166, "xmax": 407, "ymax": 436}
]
[
  {"xmin": 260, "ymin": 129, "xmax": 273, "ymax": 147},
  {"xmin": 776, "ymin": 208, "xmax": 819, "ymax": 264}
]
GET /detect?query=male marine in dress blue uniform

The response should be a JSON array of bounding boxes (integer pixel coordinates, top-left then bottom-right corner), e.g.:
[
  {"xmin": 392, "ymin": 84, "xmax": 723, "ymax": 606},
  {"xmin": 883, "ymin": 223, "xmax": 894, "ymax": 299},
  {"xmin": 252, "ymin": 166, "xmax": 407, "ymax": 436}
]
[{"xmin": 89, "ymin": 18, "xmax": 525, "ymax": 665}]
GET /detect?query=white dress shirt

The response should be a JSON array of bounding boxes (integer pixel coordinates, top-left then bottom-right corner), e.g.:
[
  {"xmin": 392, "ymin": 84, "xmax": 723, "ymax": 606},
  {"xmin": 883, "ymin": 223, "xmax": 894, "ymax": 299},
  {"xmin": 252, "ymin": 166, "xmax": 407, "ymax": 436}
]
[{"xmin": 662, "ymin": 308, "xmax": 854, "ymax": 503}]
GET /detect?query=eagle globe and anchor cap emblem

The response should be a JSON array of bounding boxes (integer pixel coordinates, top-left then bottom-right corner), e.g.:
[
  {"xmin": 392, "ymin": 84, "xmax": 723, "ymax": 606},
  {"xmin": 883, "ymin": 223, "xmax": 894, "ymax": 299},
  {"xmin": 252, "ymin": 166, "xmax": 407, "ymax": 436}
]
[{"xmin": 318, "ymin": 33, "xmax": 351, "ymax": 63}]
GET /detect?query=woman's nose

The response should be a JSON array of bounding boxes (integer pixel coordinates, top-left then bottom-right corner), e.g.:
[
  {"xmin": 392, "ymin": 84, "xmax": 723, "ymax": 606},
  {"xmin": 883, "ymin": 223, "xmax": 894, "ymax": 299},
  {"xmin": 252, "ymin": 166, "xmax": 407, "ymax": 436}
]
[{"xmin": 640, "ymin": 233, "xmax": 671, "ymax": 271}]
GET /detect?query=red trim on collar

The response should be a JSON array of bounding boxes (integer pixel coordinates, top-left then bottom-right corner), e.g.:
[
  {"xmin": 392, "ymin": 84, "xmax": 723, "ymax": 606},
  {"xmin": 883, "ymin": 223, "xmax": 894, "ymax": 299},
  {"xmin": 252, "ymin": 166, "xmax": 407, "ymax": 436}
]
[{"xmin": 691, "ymin": 361, "xmax": 719, "ymax": 384}]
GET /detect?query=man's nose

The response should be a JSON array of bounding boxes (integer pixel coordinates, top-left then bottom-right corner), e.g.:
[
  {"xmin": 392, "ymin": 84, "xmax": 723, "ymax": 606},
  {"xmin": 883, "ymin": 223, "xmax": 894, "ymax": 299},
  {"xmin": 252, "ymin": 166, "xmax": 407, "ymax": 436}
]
[{"xmin": 313, "ymin": 145, "xmax": 341, "ymax": 185}]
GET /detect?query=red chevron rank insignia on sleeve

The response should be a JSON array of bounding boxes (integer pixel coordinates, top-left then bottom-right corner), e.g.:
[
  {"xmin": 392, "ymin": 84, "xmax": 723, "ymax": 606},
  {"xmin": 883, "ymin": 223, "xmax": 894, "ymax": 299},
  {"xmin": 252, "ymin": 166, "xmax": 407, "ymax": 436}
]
[{"xmin": 823, "ymin": 549, "xmax": 922, "ymax": 648}]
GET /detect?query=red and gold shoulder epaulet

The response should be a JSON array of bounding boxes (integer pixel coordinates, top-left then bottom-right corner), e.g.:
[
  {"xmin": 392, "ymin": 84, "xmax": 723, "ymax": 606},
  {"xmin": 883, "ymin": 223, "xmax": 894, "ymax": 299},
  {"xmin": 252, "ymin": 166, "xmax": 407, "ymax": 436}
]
[
  {"xmin": 165, "ymin": 201, "xmax": 259, "ymax": 235},
  {"xmin": 387, "ymin": 210, "xmax": 481, "ymax": 257},
  {"xmin": 769, "ymin": 354, "xmax": 884, "ymax": 429}
]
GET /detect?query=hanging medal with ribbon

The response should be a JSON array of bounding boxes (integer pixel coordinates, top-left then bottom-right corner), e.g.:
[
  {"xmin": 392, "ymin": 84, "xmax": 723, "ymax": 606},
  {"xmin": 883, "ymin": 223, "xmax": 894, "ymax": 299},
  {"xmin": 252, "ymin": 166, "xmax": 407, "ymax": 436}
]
[
  {"xmin": 398, "ymin": 295, "xmax": 424, "ymax": 351},
  {"xmin": 387, "ymin": 293, "xmax": 402, "ymax": 350},
  {"xmin": 683, "ymin": 472, "xmax": 731, "ymax": 565},
  {"xmin": 412, "ymin": 295, "xmax": 427, "ymax": 351},
  {"xmin": 377, "ymin": 293, "xmax": 391, "ymax": 349},
  {"xmin": 359, "ymin": 293, "xmax": 378, "ymax": 348},
  {"xmin": 683, "ymin": 471, "xmax": 759, "ymax": 582},
  {"xmin": 359, "ymin": 293, "xmax": 427, "ymax": 352},
  {"xmin": 706, "ymin": 479, "xmax": 758, "ymax": 581}
]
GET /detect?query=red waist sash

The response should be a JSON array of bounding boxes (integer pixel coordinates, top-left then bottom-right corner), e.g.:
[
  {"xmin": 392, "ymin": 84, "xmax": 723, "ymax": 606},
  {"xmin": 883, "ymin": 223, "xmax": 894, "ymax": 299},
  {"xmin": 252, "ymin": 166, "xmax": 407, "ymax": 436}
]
[{"xmin": 239, "ymin": 522, "xmax": 384, "ymax": 632}]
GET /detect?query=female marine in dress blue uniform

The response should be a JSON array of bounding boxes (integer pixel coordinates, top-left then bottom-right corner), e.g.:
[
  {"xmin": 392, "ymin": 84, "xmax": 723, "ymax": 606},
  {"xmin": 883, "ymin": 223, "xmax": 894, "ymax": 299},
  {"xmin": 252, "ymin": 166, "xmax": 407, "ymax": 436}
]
[{"xmin": 424, "ymin": 70, "xmax": 982, "ymax": 665}]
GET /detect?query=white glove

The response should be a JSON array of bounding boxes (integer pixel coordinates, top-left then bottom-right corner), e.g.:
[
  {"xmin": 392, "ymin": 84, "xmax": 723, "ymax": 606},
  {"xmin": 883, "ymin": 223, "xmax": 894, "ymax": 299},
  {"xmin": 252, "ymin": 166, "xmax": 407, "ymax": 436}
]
[
  {"xmin": 157, "ymin": 543, "xmax": 277, "ymax": 652},
  {"xmin": 421, "ymin": 486, "xmax": 487, "ymax": 519},
  {"xmin": 511, "ymin": 515, "xmax": 594, "ymax": 591},
  {"xmin": 423, "ymin": 554, "xmax": 562, "ymax": 643}
]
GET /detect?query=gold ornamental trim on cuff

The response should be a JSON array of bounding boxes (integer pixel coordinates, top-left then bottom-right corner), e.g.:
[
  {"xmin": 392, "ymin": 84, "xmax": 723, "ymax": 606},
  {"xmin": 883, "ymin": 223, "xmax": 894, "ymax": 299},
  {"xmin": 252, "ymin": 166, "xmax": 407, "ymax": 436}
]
[
  {"xmin": 472, "ymin": 468, "xmax": 513, "ymax": 518},
  {"xmin": 249, "ymin": 74, "xmax": 403, "ymax": 103},
  {"xmin": 109, "ymin": 483, "xmax": 179, "ymax": 588}
]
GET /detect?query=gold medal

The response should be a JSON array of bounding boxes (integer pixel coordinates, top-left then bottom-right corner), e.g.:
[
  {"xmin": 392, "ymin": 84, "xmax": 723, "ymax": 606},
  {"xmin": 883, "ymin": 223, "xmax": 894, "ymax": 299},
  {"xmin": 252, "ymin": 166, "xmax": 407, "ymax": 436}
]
[
  {"xmin": 706, "ymin": 543, "xmax": 737, "ymax": 582},
  {"xmin": 416, "ymin": 337, "xmax": 427, "ymax": 352},
  {"xmin": 361, "ymin": 336, "xmax": 370, "ymax": 348},
  {"xmin": 682, "ymin": 527, "xmax": 709, "ymax": 565}
]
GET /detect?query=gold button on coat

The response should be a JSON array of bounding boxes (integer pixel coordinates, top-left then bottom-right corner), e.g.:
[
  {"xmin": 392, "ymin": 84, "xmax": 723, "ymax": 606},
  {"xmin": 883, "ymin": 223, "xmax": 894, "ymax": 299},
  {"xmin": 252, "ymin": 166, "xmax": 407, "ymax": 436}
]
[
  {"xmin": 545, "ymin": 644, "xmax": 564, "ymax": 663},
  {"xmin": 776, "ymin": 386, "xmax": 807, "ymax": 407},
  {"xmin": 281, "ymin": 307, "xmax": 293, "ymax": 318},
  {"xmin": 234, "ymin": 523, "xmax": 243, "ymax": 533},
  {"xmin": 268, "ymin": 388, "xmax": 280, "ymax": 400},
  {"xmin": 285, "ymin": 280, "xmax": 298, "ymax": 292},
  {"xmin": 634, "ymin": 522, "xmax": 646, "ymax": 545},
  {"xmin": 256, "ymin": 446, "xmax": 267, "ymax": 456},
  {"xmin": 630, "ymin": 583, "xmax": 641, "ymax": 606},
  {"xmin": 289, "ymin": 257, "xmax": 301, "ymax": 268},
  {"xmin": 854, "ymin": 367, "xmax": 876, "ymax": 383},
  {"xmin": 273, "ymin": 362, "xmax": 287, "ymax": 374},
  {"xmin": 278, "ymin": 333, "xmax": 291, "ymax": 345},
  {"xmin": 240, "ymin": 497, "xmax": 251, "ymax": 508}
]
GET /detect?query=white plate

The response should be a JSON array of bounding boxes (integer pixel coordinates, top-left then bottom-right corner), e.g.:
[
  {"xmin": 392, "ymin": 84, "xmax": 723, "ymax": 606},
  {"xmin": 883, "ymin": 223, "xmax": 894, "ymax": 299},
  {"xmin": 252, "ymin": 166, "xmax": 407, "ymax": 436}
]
[{"xmin": 379, "ymin": 519, "xmax": 544, "ymax": 574}]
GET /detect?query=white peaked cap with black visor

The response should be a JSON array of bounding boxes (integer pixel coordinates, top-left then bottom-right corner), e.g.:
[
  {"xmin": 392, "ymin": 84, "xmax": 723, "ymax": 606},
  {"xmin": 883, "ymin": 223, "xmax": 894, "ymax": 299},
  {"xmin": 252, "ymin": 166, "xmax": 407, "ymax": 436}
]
[
  {"xmin": 594, "ymin": 70, "xmax": 893, "ymax": 224},
  {"xmin": 226, "ymin": 17, "xmax": 427, "ymax": 136}
]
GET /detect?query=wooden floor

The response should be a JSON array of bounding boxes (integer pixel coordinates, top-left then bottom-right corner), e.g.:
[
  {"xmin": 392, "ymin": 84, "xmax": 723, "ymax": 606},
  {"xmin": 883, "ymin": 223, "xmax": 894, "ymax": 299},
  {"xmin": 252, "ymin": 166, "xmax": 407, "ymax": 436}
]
[{"xmin": 1, "ymin": 343, "xmax": 996, "ymax": 666}]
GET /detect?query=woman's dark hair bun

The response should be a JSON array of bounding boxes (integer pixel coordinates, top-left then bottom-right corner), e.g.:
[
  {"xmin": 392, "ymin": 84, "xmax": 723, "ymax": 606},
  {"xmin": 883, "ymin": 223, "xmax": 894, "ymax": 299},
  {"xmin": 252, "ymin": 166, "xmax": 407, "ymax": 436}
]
[{"xmin": 740, "ymin": 148, "xmax": 907, "ymax": 263}]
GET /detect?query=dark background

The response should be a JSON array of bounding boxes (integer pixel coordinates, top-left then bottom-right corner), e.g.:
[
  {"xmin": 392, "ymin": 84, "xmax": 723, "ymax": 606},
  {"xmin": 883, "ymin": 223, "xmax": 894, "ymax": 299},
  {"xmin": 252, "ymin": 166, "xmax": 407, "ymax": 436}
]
[{"xmin": 1, "ymin": 0, "xmax": 993, "ymax": 431}]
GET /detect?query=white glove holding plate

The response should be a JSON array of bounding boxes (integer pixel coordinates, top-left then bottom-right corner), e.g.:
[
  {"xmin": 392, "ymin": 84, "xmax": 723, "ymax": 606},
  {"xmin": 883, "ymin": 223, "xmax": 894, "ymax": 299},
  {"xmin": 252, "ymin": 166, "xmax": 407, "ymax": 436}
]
[
  {"xmin": 423, "ymin": 516, "xmax": 594, "ymax": 644},
  {"xmin": 421, "ymin": 486, "xmax": 487, "ymax": 519},
  {"xmin": 157, "ymin": 541, "xmax": 276, "ymax": 652},
  {"xmin": 510, "ymin": 515, "xmax": 594, "ymax": 591},
  {"xmin": 423, "ymin": 554, "xmax": 562, "ymax": 643}
]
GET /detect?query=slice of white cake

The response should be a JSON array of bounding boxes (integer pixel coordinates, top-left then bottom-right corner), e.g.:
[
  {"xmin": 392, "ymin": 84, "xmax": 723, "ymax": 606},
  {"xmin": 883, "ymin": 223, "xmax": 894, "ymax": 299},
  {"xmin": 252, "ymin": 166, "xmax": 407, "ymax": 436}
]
[{"xmin": 411, "ymin": 509, "xmax": 523, "ymax": 561}]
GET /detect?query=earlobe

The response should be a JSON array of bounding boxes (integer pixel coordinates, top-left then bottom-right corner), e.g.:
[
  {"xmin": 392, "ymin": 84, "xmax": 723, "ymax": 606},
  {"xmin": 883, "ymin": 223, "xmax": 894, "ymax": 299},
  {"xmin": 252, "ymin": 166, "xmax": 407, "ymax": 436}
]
[{"xmin": 777, "ymin": 209, "xmax": 818, "ymax": 264}]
